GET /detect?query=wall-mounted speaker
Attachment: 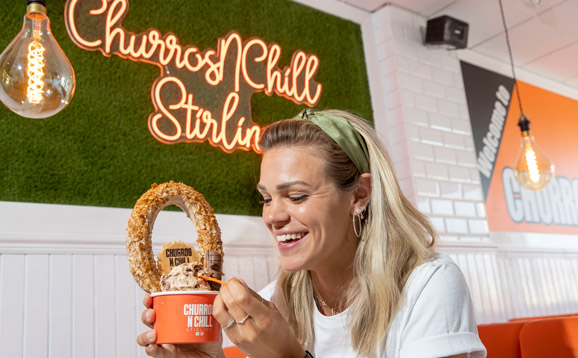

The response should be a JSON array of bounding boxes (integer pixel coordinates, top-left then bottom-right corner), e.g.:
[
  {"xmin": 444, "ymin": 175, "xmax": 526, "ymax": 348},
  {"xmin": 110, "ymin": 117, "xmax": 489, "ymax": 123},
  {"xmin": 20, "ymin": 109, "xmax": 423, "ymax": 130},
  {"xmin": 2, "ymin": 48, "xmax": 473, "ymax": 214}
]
[{"xmin": 424, "ymin": 15, "xmax": 469, "ymax": 50}]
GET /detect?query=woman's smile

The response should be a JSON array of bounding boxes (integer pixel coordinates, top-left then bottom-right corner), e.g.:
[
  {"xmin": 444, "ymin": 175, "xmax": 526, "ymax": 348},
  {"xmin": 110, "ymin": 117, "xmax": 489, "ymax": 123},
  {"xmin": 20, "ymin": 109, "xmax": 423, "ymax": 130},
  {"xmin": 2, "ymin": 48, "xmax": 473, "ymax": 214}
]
[
  {"xmin": 275, "ymin": 231, "xmax": 309, "ymax": 252},
  {"xmin": 276, "ymin": 232, "xmax": 306, "ymax": 243}
]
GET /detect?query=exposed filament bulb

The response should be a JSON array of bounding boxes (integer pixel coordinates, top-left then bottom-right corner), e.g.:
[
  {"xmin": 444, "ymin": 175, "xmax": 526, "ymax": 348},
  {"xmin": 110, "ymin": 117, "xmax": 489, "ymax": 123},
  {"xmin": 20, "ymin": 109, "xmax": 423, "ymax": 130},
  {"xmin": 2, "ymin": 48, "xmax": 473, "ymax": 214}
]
[
  {"xmin": 514, "ymin": 129, "xmax": 554, "ymax": 190},
  {"xmin": 0, "ymin": 1, "xmax": 75, "ymax": 118},
  {"xmin": 27, "ymin": 40, "xmax": 45, "ymax": 104},
  {"xmin": 524, "ymin": 147, "xmax": 540, "ymax": 184}
]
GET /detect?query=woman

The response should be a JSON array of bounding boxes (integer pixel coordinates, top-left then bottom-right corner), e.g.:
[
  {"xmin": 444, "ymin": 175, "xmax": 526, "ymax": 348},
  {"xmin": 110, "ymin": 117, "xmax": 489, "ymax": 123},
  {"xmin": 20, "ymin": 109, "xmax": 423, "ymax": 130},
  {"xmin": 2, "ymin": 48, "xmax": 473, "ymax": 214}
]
[{"xmin": 137, "ymin": 109, "xmax": 487, "ymax": 357}]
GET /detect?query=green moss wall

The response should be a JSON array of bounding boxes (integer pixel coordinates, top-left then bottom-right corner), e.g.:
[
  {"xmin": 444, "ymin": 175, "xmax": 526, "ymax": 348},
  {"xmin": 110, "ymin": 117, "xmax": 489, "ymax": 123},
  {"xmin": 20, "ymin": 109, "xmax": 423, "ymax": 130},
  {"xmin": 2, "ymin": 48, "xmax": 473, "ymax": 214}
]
[{"xmin": 0, "ymin": 0, "xmax": 373, "ymax": 216}]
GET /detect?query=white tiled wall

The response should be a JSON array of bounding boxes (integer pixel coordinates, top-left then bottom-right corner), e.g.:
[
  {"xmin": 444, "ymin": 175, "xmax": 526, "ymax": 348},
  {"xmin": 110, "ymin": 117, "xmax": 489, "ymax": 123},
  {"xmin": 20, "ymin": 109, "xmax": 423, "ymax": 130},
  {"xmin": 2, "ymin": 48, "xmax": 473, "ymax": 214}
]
[
  {"xmin": 372, "ymin": 6, "xmax": 491, "ymax": 245},
  {"xmin": 369, "ymin": 5, "xmax": 578, "ymax": 325}
]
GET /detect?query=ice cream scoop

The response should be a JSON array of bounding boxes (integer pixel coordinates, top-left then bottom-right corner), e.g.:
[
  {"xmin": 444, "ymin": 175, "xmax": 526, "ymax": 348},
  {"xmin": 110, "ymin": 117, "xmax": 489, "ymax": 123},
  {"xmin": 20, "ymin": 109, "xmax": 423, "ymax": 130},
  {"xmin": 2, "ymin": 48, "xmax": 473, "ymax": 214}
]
[{"xmin": 160, "ymin": 262, "xmax": 212, "ymax": 292}]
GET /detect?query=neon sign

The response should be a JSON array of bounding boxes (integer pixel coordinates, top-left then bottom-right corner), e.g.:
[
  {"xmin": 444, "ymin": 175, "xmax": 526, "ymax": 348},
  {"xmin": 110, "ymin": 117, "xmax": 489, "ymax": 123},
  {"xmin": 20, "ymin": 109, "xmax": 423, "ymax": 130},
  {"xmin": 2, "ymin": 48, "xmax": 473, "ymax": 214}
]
[{"xmin": 64, "ymin": 0, "xmax": 323, "ymax": 153}]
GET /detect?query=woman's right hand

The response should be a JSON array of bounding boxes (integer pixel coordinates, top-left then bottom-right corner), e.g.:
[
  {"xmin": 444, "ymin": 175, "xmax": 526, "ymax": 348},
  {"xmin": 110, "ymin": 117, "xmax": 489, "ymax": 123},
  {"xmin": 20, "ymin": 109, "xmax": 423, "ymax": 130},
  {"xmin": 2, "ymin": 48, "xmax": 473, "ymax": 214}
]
[
  {"xmin": 137, "ymin": 293, "xmax": 224, "ymax": 358},
  {"xmin": 214, "ymin": 278, "xmax": 306, "ymax": 358}
]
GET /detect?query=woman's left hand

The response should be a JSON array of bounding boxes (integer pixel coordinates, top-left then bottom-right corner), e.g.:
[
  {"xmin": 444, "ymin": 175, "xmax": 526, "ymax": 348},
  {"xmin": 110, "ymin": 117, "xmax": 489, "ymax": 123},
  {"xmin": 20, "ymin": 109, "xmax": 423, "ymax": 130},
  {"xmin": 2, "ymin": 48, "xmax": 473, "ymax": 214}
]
[{"xmin": 213, "ymin": 278, "xmax": 306, "ymax": 358}]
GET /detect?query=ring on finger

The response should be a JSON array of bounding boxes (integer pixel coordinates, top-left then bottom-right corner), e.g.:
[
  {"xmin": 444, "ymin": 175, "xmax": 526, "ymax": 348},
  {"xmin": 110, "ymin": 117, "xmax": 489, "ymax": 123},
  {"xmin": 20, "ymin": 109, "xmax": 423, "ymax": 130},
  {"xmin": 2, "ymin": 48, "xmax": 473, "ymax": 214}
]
[
  {"xmin": 236, "ymin": 314, "xmax": 250, "ymax": 324},
  {"xmin": 223, "ymin": 318, "xmax": 236, "ymax": 329}
]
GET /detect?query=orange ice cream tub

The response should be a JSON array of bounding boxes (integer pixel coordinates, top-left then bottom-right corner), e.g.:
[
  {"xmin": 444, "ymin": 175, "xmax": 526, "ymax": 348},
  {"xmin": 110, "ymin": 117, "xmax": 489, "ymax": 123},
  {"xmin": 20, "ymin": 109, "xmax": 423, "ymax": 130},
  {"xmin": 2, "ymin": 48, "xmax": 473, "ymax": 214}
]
[{"xmin": 152, "ymin": 291, "xmax": 220, "ymax": 344}]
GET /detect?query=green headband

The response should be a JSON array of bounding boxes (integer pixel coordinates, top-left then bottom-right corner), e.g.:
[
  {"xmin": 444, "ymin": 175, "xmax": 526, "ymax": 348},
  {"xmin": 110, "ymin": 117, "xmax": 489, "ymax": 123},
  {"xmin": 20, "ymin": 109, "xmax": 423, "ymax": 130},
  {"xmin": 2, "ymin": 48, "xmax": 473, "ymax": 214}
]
[{"xmin": 295, "ymin": 109, "xmax": 370, "ymax": 173}]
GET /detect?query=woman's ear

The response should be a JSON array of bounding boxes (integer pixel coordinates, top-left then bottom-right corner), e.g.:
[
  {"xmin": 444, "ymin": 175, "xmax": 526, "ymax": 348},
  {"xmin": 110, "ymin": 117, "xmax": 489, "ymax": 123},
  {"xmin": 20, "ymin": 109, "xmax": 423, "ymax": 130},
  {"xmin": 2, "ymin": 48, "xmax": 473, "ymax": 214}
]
[{"xmin": 352, "ymin": 173, "xmax": 372, "ymax": 215}]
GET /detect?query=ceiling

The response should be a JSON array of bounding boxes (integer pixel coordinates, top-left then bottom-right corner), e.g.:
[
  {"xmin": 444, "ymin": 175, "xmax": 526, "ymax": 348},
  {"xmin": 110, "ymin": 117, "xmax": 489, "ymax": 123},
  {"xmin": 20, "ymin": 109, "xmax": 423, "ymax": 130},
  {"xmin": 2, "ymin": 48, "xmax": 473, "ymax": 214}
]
[{"xmin": 340, "ymin": 0, "xmax": 578, "ymax": 93}]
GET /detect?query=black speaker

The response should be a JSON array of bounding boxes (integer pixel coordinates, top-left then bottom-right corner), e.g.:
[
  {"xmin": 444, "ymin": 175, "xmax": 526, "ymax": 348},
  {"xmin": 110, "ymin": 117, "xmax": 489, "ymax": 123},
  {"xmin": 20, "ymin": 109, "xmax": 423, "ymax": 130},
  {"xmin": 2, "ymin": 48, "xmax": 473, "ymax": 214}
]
[{"xmin": 424, "ymin": 15, "xmax": 469, "ymax": 50}]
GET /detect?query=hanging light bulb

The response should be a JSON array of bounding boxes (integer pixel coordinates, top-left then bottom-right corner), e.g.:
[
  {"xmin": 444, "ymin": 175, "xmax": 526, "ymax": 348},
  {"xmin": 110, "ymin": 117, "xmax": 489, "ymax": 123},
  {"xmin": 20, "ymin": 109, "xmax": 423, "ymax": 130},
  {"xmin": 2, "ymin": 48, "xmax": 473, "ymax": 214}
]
[
  {"xmin": 498, "ymin": 0, "xmax": 554, "ymax": 190},
  {"xmin": 0, "ymin": 0, "xmax": 75, "ymax": 119},
  {"xmin": 514, "ymin": 115, "xmax": 555, "ymax": 190}
]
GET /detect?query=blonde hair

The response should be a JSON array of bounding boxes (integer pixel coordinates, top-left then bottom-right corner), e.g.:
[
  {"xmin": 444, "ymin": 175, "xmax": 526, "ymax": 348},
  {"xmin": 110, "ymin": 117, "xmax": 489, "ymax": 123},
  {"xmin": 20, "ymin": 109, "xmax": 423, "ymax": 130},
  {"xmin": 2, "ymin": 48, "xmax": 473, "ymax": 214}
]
[{"xmin": 259, "ymin": 110, "xmax": 436, "ymax": 355}]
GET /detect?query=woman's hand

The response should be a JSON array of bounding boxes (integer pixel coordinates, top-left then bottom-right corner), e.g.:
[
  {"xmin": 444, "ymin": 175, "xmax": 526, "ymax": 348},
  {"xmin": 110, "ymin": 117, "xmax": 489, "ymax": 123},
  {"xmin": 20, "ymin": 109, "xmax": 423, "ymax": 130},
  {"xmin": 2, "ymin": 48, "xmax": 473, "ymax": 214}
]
[
  {"xmin": 214, "ymin": 278, "xmax": 306, "ymax": 358},
  {"xmin": 136, "ymin": 293, "xmax": 224, "ymax": 358}
]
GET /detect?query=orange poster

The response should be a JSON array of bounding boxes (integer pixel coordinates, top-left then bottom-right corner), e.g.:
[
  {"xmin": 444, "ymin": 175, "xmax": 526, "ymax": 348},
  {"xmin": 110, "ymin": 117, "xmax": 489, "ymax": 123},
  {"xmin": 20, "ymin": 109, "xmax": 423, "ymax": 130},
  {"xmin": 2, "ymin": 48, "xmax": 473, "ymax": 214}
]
[{"xmin": 462, "ymin": 62, "xmax": 578, "ymax": 234}]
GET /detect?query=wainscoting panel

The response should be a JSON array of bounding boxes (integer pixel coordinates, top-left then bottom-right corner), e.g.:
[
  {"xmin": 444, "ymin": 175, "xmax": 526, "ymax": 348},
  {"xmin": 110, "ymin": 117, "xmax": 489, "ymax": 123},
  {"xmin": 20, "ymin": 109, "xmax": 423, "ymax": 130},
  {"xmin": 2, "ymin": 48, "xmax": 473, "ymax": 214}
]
[
  {"xmin": 0, "ymin": 254, "xmax": 26, "ymax": 358},
  {"xmin": 444, "ymin": 251, "xmax": 509, "ymax": 324},
  {"xmin": 49, "ymin": 254, "xmax": 73, "ymax": 358},
  {"xmin": 2, "ymin": 249, "xmax": 578, "ymax": 357},
  {"xmin": 500, "ymin": 252, "xmax": 578, "ymax": 319},
  {"xmin": 2, "ymin": 201, "xmax": 578, "ymax": 357},
  {"xmin": 441, "ymin": 249, "xmax": 578, "ymax": 325}
]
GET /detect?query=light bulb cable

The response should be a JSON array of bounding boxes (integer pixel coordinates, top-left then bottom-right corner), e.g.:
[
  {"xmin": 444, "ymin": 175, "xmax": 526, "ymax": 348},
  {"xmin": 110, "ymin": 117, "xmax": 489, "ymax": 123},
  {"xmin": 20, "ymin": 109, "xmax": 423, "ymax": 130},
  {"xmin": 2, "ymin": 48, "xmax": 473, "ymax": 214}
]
[
  {"xmin": 498, "ymin": 0, "xmax": 530, "ymax": 132},
  {"xmin": 27, "ymin": 0, "xmax": 46, "ymax": 6}
]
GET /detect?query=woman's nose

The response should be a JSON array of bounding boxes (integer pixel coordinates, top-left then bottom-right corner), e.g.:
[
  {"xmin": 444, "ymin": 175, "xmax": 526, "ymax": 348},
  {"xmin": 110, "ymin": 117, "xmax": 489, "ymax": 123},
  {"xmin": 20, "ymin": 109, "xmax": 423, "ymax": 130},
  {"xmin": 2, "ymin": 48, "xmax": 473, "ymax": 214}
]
[{"xmin": 263, "ymin": 199, "xmax": 290, "ymax": 226}]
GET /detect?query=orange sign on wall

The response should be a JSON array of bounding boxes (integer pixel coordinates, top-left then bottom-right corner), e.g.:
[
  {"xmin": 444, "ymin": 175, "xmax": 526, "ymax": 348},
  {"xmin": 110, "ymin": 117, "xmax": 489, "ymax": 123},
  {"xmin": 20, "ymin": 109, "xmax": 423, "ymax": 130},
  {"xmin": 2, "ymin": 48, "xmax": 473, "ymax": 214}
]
[
  {"xmin": 65, "ymin": 0, "xmax": 323, "ymax": 153},
  {"xmin": 463, "ymin": 62, "xmax": 578, "ymax": 234}
]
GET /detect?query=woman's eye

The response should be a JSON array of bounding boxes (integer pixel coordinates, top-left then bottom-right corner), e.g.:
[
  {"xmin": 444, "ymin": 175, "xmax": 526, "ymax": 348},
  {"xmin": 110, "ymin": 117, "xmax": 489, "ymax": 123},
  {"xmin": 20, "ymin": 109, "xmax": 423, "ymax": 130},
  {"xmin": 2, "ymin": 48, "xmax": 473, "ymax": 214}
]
[
  {"xmin": 259, "ymin": 198, "xmax": 271, "ymax": 205},
  {"xmin": 289, "ymin": 195, "xmax": 309, "ymax": 202}
]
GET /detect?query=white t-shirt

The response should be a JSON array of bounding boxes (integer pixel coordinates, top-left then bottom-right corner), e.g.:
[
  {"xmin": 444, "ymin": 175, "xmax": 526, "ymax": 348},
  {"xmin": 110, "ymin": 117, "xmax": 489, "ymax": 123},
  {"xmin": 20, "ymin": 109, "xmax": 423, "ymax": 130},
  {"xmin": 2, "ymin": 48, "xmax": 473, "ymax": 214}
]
[{"xmin": 258, "ymin": 254, "xmax": 487, "ymax": 358}]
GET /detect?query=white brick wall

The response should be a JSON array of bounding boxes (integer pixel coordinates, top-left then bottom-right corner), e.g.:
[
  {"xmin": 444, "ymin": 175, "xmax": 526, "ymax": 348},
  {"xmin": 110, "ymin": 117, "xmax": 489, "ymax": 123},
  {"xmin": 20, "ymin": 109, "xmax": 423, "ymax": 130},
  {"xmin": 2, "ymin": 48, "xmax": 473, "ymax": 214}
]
[
  {"xmin": 368, "ymin": 4, "xmax": 578, "ymax": 325},
  {"xmin": 372, "ymin": 5, "xmax": 488, "ymax": 244}
]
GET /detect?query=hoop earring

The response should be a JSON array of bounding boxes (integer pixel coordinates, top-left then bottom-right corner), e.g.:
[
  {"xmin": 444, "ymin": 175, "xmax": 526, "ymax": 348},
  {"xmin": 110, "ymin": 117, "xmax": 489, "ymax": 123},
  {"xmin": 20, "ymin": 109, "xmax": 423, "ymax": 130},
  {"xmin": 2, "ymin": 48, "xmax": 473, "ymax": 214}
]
[{"xmin": 353, "ymin": 212, "xmax": 363, "ymax": 238}]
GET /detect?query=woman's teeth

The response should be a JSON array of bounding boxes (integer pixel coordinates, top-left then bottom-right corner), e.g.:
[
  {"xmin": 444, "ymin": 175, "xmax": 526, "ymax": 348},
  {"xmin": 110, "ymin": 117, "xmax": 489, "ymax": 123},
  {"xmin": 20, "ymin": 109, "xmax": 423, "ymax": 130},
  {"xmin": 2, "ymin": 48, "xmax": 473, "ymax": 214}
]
[{"xmin": 277, "ymin": 233, "xmax": 304, "ymax": 243}]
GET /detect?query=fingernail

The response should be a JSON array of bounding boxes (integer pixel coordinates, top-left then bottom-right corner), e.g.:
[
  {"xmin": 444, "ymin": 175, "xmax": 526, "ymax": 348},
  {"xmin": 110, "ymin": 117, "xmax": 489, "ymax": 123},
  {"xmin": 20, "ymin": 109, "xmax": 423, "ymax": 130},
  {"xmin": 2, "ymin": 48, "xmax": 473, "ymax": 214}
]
[
  {"xmin": 146, "ymin": 331, "xmax": 154, "ymax": 340},
  {"xmin": 145, "ymin": 310, "xmax": 152, "ymax": 320}
]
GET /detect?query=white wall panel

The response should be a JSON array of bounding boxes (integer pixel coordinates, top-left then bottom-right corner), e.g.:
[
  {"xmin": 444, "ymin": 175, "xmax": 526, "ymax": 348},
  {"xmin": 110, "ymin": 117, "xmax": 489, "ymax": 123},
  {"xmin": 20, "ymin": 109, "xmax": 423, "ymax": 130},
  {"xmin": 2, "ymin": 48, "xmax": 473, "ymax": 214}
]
[
  {"xmin": 504, "ymin": 256, "xmax": 526, "ymax": 318},
  {"xmin": 95, "ymin": 255, "xmax": 117, "ymax": 357},
  {"xmin": 0, "ymin": 255, "xmax": 25, "ymax": 358},
  {"xmin": 569, "ymin": 259, "xmax": 578, "ymax": 307},
  {"xmin": 253, "ymin": 255, "xmax": 273, "ymax": 292},
  {"xmin": 485, "ymin": 254, "xmax": 506, "ymax": 322},
  {"xmin": 496, "ymin": 253, "xmax": 516, "ymax": 319},
  {"xmin": 24, "ymin": 255, "xmax": 49, "ymax": 358},
  {"xmin": 469, "ymin": 254, "xmax": 490, "ymax": 322},
  {"xmin": 0, "ymin": 251, "xmax": 279, "ymax": 357},
  {"xmin": 3, "ymin": 249, "xmax": 576, "ymax": 356},
  {"xmin": 116, "ymin": 255, "xmax": 138, "ymax": 358},
  {"xmin": 442, "ymin": 250, "xmax": 578, "ymax": 324},
  {"xmin": 72, "ymin": 254, "xmax": 95, "ymax": 357},
  {"xmin": 564, "ymin": 260, "xmax": 578, "ymax": 311},
  {"xmin": 49, "ymin": 255, "xmax": 73, "ymax": 358},
  {"xmin": 135, "ymin": 285, "xmax": 149, "ymax": 358},
  {"xmin": 237, "ymin": 256, "xmax": 260, "ymax": 290}
]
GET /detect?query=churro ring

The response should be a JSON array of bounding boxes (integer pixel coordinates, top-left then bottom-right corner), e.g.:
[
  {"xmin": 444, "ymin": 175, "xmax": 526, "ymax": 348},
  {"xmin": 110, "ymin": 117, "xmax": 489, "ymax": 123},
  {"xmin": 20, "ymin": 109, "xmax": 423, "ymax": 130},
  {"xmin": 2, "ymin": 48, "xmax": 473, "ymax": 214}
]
[{"xmin": 126, "ymin": 181, "xmax": 222, "ymax": 293}]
